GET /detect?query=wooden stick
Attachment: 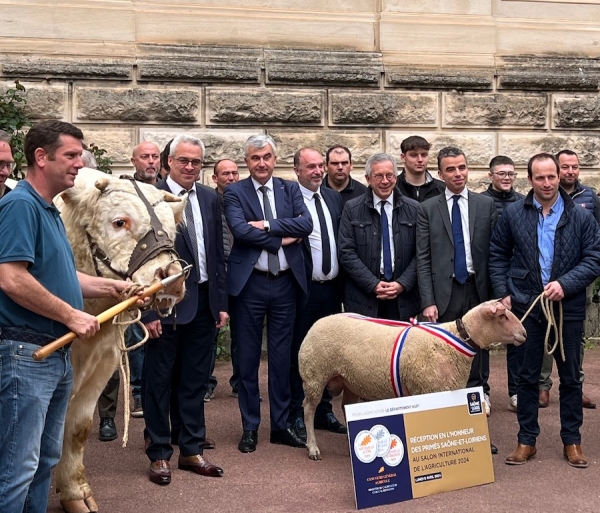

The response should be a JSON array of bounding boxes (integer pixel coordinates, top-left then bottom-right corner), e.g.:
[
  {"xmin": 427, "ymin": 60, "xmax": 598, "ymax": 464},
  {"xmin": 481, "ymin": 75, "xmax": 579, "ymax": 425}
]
[{"xmin": 33, "ymin": 280, "xmax": 166, "ymax": 361}]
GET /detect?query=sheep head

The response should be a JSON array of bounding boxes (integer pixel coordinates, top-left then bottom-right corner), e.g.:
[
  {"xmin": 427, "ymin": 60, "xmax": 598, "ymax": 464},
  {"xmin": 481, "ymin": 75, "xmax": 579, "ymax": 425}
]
[{"xmin": 462, "ymin": 300, "xmax": 527, "ymax": 349}]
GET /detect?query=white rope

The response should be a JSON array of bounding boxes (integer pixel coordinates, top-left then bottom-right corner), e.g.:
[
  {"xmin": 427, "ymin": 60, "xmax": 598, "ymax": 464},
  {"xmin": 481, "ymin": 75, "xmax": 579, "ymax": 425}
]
[{"xmin": 520, "ymin": 293, "xmax": 565, "ymax": 362}]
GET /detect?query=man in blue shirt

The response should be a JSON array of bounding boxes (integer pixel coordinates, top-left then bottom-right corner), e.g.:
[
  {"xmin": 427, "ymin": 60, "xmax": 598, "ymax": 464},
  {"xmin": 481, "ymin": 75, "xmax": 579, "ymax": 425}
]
[
  {"xmin": 0, "ymin": 120, "xmax": 139, "ymax": 513},
  {"xmin": 490, "ymin": 153, "xmax": 600, "ymax": 469}
]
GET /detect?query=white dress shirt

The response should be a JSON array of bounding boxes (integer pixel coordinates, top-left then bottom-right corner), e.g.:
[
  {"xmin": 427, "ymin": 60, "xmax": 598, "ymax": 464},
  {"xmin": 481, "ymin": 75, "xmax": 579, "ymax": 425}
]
[
  {"xmin": 445, "ymin": 188, "xmax": 474, "ymax": 275},
  {"xmin": 373, "ymin": 191, "xmax": 395, "ymax": 276}
]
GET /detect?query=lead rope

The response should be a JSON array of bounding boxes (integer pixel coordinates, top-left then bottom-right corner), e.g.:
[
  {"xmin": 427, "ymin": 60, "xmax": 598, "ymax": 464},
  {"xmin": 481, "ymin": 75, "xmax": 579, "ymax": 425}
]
[{"xmin": 519, "ymin": 293, "xmax": 565, "ymax": 362}]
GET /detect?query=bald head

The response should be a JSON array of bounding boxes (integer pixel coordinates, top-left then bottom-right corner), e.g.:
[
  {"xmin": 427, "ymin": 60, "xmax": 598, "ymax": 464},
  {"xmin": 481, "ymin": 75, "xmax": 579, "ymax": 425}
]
[{"xmin": 131, "ymin": 142, "xmax": 160, "ymax": 184}]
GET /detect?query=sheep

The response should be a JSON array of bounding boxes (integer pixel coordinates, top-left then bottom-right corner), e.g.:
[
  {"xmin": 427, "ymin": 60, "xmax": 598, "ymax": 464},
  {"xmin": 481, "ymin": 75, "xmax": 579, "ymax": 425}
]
[{"xmin": 299, "ymin": 299, "xmax": 527, "ymax": 460}]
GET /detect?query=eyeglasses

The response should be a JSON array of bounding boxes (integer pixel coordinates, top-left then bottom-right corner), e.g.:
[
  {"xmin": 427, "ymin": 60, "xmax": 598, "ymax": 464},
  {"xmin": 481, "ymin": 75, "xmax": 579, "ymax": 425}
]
[
  {"xmin": 493, "ymin": 172, "xmax": 517, "ymax": 179},
  {"xmin": 173, "ymin": 157, "xmax": 203, "ymax": 169},
  {"xmin": 371, "ymin": 173, "xmax": 396, "ymax": 182},
  {"xmin": 0, "ymin": 161, "xmax": 15, "ymax": 172}
]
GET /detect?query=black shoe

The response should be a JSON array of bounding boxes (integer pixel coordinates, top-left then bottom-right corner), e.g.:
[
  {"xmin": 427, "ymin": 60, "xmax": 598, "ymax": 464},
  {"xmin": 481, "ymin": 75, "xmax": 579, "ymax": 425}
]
[
  {"xmin": 292, "ymin": 417, "xmax": 307, "ymax": 442},
  {"xmin": 491, "ymin": 443, "xmax": 498, "ymax": 455},
  {"xmin": 238, "ymin": 430, "xmax": 258, "ymax": 453},
  {"xmin": 314, "ymin": 412, "xmax": 347, "ymax": 434},
  {"xmin": 270, "ymin": 427, "xmax": 306, "ymax": 448},
  {"xmin": 99, "ymin": 417, "xmax": 117, "ymax": 442}
]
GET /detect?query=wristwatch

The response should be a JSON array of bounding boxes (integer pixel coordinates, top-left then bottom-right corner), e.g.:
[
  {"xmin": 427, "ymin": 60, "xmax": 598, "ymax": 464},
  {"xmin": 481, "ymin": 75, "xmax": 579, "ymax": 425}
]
[{"xmin": 264, "ymin": 220, "xmax": 270, "ymax": 232}]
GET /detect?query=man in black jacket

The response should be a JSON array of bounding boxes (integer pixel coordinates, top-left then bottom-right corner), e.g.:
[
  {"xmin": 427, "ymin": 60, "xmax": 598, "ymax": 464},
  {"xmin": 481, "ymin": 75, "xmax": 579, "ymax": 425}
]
[
  {"xmin": 339, "ymin": 152, "xmax": 420, "ymax": 321},
  {"xmin": 481, "ymin": 155, "xmax": 524, "ymax": 413},
  {"xmin": 396, "ymin": 135, "xmax": 444, "ymax": 203},
  {"xmin": 490, "ymin": 153, "xmax": 600, "ymax": 468},
  {"xmin": 323, "ymin": 145, "xmax": 367, "ymax": 206}
]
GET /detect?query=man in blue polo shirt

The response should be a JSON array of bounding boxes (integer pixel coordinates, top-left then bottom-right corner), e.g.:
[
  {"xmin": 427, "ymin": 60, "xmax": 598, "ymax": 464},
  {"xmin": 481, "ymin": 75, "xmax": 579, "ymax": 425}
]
[{"xmin": 0, "ymin": 120, "xmax": 138, "ymax": 513}]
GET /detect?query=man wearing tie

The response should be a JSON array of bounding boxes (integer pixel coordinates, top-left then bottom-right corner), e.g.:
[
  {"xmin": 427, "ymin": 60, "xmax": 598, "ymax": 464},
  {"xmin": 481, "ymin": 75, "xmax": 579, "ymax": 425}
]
[
  {"xmin": 416, "ymin": 147, "xmax": 498, "ymax": 431},
  {"xmin": 288, "ymin": 147, "xmax": 346, "ymax": 441},
  {"xmin": 224, "ymin": 134, "xmax": 313, "ymax": 453},
  {"xmin": 338, "ymin": 152, "xmax": 421, "ymax": 321},
  {"xmin": 143, "ymin": 134, "xmax": 228, "ymax": 485}
]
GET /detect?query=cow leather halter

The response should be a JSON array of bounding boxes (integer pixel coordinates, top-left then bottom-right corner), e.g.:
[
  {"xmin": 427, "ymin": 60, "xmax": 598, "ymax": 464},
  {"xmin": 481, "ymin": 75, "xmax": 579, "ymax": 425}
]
[{"xmin": 86, "ymin": 177, "xmax": 178, "ymax": 281}]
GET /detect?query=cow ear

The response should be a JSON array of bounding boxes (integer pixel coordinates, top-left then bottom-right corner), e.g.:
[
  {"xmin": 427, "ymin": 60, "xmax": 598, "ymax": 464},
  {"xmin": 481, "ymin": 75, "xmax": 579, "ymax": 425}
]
[
  {"xmin": 95, "ymin": 178, "xmax": 110, "ymax": 192},
  {"xmin": 60, "ymin": 191, "xmax": 72, "ymax": 204}
]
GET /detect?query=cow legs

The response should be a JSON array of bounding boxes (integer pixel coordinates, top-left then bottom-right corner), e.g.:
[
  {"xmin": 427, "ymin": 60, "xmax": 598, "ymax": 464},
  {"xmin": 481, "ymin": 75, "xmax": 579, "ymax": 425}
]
[{"xmin": 55, "ymin": 347, "xmax": 120, "ymax": 513}]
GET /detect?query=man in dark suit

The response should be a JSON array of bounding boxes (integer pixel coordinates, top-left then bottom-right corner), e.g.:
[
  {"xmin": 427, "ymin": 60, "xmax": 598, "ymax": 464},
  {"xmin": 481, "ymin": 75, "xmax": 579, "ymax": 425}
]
[
  {"xmin": 224, "ymin": 134, "xmax": 313, "ymax": 453},
  {"xmin": 288, "ymin": 147, "xmax": 345, "ymax": 442},
  {"xmin": 339, "ymin": 152, "xmax": 421, "ymax": 321},
  {"xmin": 143, "ymin": 134, "xmax": 228, "ymax": 485},
  {"xmin": 416, "ymin": 147, "xmax": 498, "ymax": 437}
]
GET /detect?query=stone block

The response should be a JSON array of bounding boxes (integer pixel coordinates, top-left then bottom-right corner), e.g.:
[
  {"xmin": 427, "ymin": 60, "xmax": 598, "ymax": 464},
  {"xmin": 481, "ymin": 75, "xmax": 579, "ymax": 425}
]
[
  {"xmin": 75, "ymin": 88, "xmax": 200, "ymax": 122},
  {"xmin": 82, "ymin": 128, "xmax": 135, "ymax": 164},
  {"xmin": 498, "ymin": 133, "xmax": 600, "ymax": 167},
  {"xmin": 268, "ymin": 130, "xmax": 383, "ymax": 165},
  {"xmin": 553, "ymin": 95, "xmax": 600, "ymax": 129},
  {"xmin": 1, "ymin": 82, "xmax": 66, "ymax": 120},
  {"xmin": 498, "ymin": 56, "xmax": 600, "ymax": 91},
  {"xmin": 265, "ymin": 49, "xmax": 382, "ymax": 86},
  {"xmin": 330, "ymin": 92, "xmax": 437, "ymax": 125},
  {"xmin": 444, "ymin": 93, "xmax": 547, "ymax": 128},
  {"xmin": 1, "ymin": 58, "xmax": 131, "ymax": 79},
  {"xmin": 207, "ymin": 89, "xmax": 324, "ymax": 124},
  {"xmin": 387, "ymin": 131, "xmax": 495, "ymax": 168},
  {"xmin": 139, "ymin": 128, "xmax": 259, "ymax": 164},
  {"xmin": 386, "ymin": 68, "xmax": 493, "ymax": 90},
  {"xmin": 137, "ymin": 45, "xmax": 262, "ymax": 83}
]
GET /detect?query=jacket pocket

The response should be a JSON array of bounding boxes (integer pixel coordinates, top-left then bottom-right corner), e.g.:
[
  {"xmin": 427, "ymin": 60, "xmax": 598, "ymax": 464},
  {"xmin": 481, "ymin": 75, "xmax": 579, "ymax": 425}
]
[
  {"xmin": 507, "ymin": 267, "xmax": 531, "ymax": 305},
  {"xmin": 351, "ymin": 220, "xmax": 372, "ymax": 246}
]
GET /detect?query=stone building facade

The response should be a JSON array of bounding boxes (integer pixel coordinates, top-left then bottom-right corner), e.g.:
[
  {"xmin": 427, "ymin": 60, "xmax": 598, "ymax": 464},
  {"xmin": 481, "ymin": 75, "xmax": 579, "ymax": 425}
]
[{"xmin": 2, "ymin": 0, "xmax": 600, "ymax": 187}]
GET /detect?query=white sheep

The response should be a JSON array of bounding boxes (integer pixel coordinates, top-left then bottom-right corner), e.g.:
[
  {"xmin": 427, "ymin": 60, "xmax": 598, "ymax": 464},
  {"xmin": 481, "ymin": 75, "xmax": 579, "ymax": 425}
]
[{"xmin": 299, "ymin": 300, "xmax": 526, "ymax": 460}]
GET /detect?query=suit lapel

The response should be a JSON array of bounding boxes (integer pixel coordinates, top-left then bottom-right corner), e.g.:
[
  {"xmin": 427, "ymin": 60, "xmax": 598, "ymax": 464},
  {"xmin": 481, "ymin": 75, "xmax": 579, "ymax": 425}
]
[
  {"xmin": 437, "ymin": 194, "xmax": 454, "ymax": 246},
  {"xmin": 197, "ymin": 187, "xmax": 210, "ymax": 255},
  {"xmin": 467, "ymin": 191, "xmax": 476, "ymax": 242},
  {"xmin": 242, "ymin": 177, "xmax": 265, "ymax": 220},
  {"xmin": 321, "ymin": 189, "xmax": 339, "ymax": 233},
  {"xmin": 272, "ymin": 177, "xmax": 285, "ymax": 218}
]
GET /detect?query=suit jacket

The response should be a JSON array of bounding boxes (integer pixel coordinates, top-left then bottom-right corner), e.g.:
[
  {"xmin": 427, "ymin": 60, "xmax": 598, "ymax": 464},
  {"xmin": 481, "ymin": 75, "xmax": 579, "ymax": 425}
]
[
  {"xmin": 147, "ymin": 179, "xmax": 227, "ymax": 325},
  {"xmin": 416, "ymin": 190, "xmax": 498, "ymax": 317},
  {"xmin": 224, "ymin": 176, "xmax": 313, "ymax": 296}
]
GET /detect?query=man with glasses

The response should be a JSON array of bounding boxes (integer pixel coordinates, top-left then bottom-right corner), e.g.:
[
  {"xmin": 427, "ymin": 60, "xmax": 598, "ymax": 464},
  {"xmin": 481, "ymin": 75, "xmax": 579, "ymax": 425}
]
[
  {"xmin": 0, "ymin": 130, "xmax": 14, "ymax": 199},
  {"xmin": 482, "ymin": 156, "xmax": 524, "ymax": 413},
  {"xmin": 416, "ymin": 147, "xmax": 498, "ymax": 446},
  {"xmin": 339, "ymin": 152, "xmax": 420, "ymax": 321},
  {"xmin": 538, "ymin": 149, "xmax": 600, "ymax": 410},
  {"xmin": 323, "ymin": 145, "xmax": 367, "ymax": 205},
  {"xmin": 143, "ymin": 133, "xmax": 228, "ymax": 485}
]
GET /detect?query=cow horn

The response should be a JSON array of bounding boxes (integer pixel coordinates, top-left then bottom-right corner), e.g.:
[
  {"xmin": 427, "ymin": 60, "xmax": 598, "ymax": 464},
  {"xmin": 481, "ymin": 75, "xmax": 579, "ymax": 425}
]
[
  {"xmin": 95, "ymin": 178, "xmax": 110, "ymax": 192},
  {"xmin": 163, "ymin": 191, "xmax": 183, "ymax": 203}
]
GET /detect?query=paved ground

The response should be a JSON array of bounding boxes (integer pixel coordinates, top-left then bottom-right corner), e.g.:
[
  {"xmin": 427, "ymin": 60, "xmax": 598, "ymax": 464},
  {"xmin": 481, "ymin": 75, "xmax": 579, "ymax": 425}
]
[{"xmin": 48, "ymin": 349, "xmax": 600, "ymax": 513}]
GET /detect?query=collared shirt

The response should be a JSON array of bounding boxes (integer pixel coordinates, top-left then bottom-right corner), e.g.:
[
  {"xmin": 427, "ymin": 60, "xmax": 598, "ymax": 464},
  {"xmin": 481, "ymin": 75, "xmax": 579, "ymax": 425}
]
[
  {"xmin": 167, "ymin": 176, "xmax": 208, "ymax": 282},
  {"xmin": 445, "ymin": 188, "xmax": 474, "ymax": 275},
  {"xmin": 533, "ymin": 193, "xmax": 564, "ymax": 286},
  {"xmin": 298, "ymin": 183, "xmax": 339, "ymax": 281},
  {"xmin": 373, "ymin": 191, "xmax": 395, "ymax": 276},
  {"xmin": 251, "ymin": 176, "xmax": 289, "ymax": 272}
]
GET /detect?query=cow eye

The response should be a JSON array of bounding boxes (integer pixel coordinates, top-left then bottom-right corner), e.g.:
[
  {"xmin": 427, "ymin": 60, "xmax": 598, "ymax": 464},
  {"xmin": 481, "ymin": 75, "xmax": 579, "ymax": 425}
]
[{"xmin": 112, "ymin": 218, "xmax": 127, "ymax": 228}]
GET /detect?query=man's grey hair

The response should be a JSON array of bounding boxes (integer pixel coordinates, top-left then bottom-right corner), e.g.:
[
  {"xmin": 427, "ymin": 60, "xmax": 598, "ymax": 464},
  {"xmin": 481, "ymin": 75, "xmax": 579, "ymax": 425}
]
[
  {"xmin": 244, "ymin": 134, "xmax": 277, "ymax": 158},
  {"xmin": 365, "ymin": 152, "xmax": 398, "ymax": 177},
  {"xmin": 437, "ymin": 146, "xmax": 467, "ymax": 171},
  {"xmin": 0, "ymin": 130, "xmax": 11, "ymax": 144},
  {"xmin": 81, "ymin": 149, "xmax": 98, "ymax": 169},
  {"xmin": 169, "ymin": 133, "xmax": 205, "ymax": 157}
]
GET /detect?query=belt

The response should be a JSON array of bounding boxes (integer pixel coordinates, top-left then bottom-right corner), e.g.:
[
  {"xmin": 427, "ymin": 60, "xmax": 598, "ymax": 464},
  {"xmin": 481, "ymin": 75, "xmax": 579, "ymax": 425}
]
[
  {"xmin": 0, "ymin": 328, "xmax": 56, "ymax": 347},
  {"xmin": 454, "ymin": 274, "xmax": 476, "ymax": 285},
  {"xmin": 252, "ymin": 269, "xmax": 292, "ymax": 279},
  {"xmin": 312, "ymin": 278, "xmax": 335, "ymax": 285}
]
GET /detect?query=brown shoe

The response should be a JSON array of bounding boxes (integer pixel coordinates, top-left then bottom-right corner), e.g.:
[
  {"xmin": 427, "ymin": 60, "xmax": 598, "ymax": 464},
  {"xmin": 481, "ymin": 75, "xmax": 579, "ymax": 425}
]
[
  {"xmin": 564, "ymin": 444, "xmax": 588, "ymax": 468},
  {"xmin": 505, "ymin": 444, "xmax": 537, "ymax": 465},
  {"xmin": 204, "ymin": 437, "xmax": 216, "ymax": 450},
  {"xmin": 178, "ymin": 454, "xmax": 223, "ymax": 477},
  {"xmin": 539, "ymin": 390, "xmax": 549, "ymax": 408},
  {"xmin": 582, "ymin": 393, "xmax": 596, "ymax": 409},
  {"xmin": 149, "ymin": 460, "xmax": 171, "ymax": 485}
]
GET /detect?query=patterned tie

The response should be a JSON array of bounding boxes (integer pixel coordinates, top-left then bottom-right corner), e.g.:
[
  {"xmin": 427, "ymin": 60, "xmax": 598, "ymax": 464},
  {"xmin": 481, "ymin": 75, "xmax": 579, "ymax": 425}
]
[
  {"xmin": 452, "ymin": 195, "xmax": 468, "ymax": 284},
  {"xmin": 181, "ymin": 189, "xmax": 201, "ymax": 276},
  {"xmin": 258, "ymin": 185, "xmax": 280, "ymax": 275},
  {"xmin": 313, "ymin": 193, "xmax": 331, "ymax": 276},
  {"xmin": 380, "ymin": 200, "xmax": 393, "ymax": 281}
]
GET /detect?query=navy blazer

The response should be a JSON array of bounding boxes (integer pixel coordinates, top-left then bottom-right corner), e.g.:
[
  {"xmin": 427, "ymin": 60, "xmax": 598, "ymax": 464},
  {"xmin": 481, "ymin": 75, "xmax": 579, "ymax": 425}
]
[
  {"xmin": 148, "ymin": 179, "xmax": 227, "ymax": 325},
  {"xmin": 224, "ymin": 176, "xmax": 313, "ymax": 296}
]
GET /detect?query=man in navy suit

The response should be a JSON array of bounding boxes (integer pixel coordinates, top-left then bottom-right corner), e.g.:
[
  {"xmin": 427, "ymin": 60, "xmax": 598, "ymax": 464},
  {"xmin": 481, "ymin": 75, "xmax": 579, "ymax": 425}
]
[
  {"xmin": 224, "ymin": 134, "xmax": 313, "ymax": 453},
  {"xmin": 143, "ymin": 134, "xmax": 228, "ymax": 485},
  {"xmin": 288, "ymin": 147, "xmax": 346, "ymax": 442}
]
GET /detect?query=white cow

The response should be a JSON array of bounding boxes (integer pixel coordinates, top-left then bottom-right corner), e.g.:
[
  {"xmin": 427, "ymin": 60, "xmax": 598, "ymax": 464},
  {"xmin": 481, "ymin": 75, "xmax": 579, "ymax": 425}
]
[{"xmin": 53, "ymin": 169, "xmax": 187, "ymax": 513}]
